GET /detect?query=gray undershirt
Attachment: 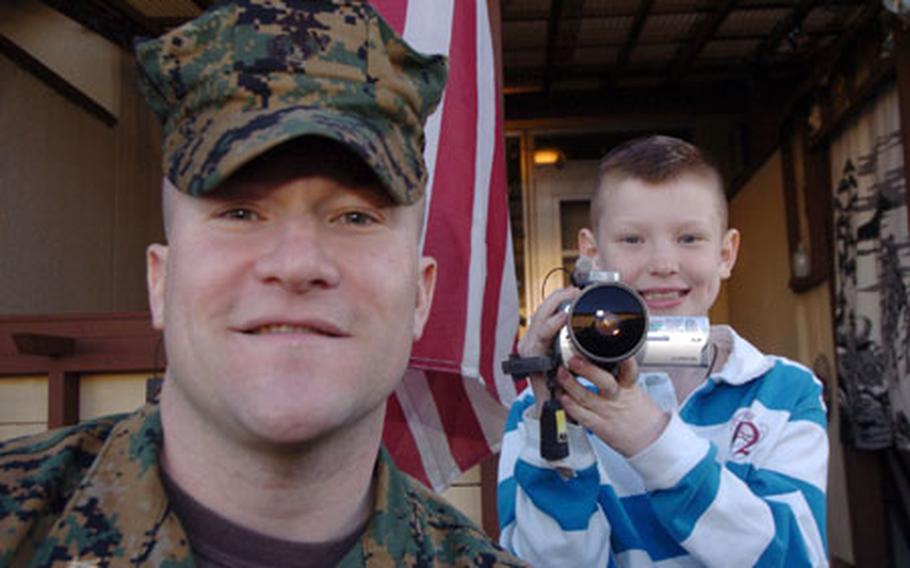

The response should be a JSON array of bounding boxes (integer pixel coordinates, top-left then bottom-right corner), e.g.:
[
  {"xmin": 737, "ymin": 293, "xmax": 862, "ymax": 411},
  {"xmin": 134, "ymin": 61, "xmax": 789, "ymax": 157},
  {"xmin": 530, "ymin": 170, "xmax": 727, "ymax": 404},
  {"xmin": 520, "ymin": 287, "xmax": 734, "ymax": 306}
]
[{"xmin": 161, "ymin": 469, "xmax": 367, "ymax": 568}]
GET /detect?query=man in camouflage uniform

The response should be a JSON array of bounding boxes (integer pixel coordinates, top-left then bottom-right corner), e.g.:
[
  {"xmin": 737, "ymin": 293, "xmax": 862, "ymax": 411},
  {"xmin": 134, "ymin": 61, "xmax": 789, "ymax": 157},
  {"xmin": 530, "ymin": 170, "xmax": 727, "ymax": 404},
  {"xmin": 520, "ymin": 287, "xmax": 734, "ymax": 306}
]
[{"xmin": 0, "ymin": 1, "xmax": 526, "ymax": 566}]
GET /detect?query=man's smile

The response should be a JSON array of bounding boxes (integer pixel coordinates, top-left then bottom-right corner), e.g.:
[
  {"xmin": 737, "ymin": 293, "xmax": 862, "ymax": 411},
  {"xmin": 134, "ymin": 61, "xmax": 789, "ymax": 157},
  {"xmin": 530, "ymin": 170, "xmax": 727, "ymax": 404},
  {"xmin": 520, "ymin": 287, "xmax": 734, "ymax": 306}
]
[{"xmin": 236, "ymin": 317, "xmax": 348, "ymax": 338}]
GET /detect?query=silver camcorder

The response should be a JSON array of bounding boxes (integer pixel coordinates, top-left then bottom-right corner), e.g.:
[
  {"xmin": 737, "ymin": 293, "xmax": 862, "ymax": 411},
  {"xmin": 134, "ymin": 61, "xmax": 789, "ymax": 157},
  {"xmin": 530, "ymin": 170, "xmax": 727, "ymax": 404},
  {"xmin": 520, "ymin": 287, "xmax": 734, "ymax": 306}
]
[{"xmin": 557, "ymin": 258, "xmax": 711, "ymax": 372}]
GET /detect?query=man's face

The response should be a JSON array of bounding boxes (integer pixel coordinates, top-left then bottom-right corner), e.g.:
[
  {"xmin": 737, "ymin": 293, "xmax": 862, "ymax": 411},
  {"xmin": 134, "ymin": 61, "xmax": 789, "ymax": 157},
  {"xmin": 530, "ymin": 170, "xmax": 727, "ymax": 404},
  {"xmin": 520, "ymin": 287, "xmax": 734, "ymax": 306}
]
[
  {"xmin": 580, "ymin": 173, "xmax": 739, "ymax": 317},
  {"xmin": 147, "ymin": 152, "xmax": 436, "ymax": 448}
]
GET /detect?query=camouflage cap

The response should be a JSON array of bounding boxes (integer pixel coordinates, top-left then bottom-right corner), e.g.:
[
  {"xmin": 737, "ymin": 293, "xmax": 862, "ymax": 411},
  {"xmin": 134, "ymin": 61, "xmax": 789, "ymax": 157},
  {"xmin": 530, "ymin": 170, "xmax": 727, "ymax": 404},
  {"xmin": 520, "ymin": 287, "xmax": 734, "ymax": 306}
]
[{"xmin": 134, "ymin": 0, "xmax": 447, "ymax": 204}]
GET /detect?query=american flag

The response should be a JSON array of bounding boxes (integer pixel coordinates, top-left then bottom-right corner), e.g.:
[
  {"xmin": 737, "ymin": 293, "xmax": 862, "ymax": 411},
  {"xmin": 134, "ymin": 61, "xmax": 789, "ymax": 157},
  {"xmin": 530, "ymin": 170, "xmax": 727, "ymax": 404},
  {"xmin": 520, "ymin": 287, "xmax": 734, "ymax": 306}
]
[{"xmin": 371, "ymin": 0, "xmax": 521, "ymax": 492}]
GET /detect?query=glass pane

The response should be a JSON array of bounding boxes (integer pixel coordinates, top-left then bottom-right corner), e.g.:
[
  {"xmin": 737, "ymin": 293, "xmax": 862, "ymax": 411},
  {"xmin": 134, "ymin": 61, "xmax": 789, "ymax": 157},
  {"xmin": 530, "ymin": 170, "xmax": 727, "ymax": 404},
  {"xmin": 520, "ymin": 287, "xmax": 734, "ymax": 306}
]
[{"xmin": 560, "ymin": 200, "xmax": 590, "ymax": 250}]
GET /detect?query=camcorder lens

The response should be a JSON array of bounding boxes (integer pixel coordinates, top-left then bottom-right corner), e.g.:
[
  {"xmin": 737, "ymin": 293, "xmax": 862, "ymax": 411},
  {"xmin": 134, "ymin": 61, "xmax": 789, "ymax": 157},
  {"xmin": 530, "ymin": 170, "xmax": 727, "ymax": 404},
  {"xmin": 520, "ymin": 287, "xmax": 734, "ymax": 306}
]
[{"xmin": 568, "ymin": 283, "xmax": 647, "ymax": 364}]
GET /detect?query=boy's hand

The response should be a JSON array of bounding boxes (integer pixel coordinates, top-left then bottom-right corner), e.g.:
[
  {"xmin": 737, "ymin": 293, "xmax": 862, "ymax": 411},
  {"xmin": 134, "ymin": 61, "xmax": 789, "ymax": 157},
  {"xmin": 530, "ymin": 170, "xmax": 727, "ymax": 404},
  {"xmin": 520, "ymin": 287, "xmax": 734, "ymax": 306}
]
[
  {"xmin": 517, "ymin": 287, "xmax": 580, "ymax": 409},
  {"xmin": 557, "ymin": 356, "xmax": 670, "ymax": 457}
]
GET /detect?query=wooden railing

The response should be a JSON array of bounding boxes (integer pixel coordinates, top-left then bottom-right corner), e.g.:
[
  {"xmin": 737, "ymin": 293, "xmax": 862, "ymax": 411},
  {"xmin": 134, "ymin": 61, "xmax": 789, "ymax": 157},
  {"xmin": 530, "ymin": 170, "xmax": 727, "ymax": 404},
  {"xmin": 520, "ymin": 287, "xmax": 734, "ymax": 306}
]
[{"xmin": 0, "ymin": 312, "xmax": 162, "ymax": 428}]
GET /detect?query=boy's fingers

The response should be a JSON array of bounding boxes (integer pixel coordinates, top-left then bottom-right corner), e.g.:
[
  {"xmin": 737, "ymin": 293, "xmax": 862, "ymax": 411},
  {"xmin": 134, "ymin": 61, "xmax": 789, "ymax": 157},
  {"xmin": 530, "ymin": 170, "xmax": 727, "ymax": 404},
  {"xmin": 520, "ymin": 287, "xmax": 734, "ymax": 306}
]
[
  {"xmin": 529, "ymin": 288, "xmax": 575, "ymax": 325},
  {"xmin": 519, "ymin": 287, "xmax": 580, "ymax": 357},
  {"xmin": 536, "ymin": 311, "xmax": 568, "ymax": 344},
  {"xmin": 559, "ymin": 393, "xmax": 599, "ymax": 429},
  {"xmin": 615, "ymin": 358, "xmax": 639, "ymax": 388},
  {"xmin": 565, "ymin": 356, "xmax": 622, "ymax": 398},
  {"xmin": 558, "ymin": 362, "xmax": 619, "ymax": 404}
]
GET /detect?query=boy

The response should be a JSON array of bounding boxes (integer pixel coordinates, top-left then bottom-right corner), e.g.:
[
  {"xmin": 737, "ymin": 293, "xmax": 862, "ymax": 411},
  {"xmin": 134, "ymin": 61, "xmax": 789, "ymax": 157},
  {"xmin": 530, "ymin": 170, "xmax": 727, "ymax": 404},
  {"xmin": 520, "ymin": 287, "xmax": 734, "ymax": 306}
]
[{"xmin": 497, "ymin": 135, "xmax": 829, "ymax": 567}]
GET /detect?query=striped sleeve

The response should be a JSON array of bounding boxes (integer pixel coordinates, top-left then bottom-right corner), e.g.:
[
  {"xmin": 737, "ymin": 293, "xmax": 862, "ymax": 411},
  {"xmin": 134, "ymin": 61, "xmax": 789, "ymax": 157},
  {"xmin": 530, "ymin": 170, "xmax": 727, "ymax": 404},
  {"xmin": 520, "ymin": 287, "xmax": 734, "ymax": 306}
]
[
  {"xmin": 630, "ymin": 361, "xmax": 829, "ymax": 567},
  {"xmin": 497, "ymin": 388, "xmax": 614, "ymax": 568}
]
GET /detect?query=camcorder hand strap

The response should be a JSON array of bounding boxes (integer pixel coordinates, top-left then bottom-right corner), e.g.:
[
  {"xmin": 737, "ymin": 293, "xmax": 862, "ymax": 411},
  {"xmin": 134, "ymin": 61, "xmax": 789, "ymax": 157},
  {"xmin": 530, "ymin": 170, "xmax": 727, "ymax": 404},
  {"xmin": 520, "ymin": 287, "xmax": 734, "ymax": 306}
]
[{"xmin": 501, "ymin": 354, "xmax": 570, "ymax": 461}]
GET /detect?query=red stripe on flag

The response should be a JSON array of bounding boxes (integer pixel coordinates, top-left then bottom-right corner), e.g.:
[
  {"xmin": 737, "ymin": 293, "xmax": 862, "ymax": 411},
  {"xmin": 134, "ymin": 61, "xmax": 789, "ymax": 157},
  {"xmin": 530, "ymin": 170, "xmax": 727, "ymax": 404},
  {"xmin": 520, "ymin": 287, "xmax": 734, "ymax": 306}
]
[
  {"xmin": 426, "ymin": 371, "xmax": 491, "ymax": 471},
  {"xmin": 368, "ymin": 0, "xmax": 407, "ymax": 35},
  {"xmin": 383, "ymin": 393, "xmax": 429, "ymax": 486},
  {"xmin": 480, "ymin": 115, "xmax": 508, "ymax": 403},
  {"xmin": 478, "ymin": 19, "xmax": 509, "ymax": 403},
  {"xmin": 411, "ymin": 1, "xmax": 476, "ymax": 369}
]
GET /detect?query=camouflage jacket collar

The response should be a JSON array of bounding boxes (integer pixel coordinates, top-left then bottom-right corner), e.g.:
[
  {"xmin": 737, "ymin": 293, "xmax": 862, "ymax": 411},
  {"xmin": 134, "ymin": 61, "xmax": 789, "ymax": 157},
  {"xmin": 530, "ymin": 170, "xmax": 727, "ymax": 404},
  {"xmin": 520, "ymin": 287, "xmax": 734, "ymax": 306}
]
[{"xmin": 41, "ymin": 404, "xmax": 192, "ymax": 565}]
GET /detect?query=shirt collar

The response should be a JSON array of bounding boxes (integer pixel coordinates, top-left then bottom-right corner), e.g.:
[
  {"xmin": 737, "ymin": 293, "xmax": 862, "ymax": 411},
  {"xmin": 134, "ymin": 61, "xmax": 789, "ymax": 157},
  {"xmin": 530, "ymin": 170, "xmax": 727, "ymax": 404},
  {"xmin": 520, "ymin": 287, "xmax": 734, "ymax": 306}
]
[
  {"xmin": 708, "ymin": 325, "xmax": 774, "ymax": 385},
  {"xmin": 42, "ymin": 405, "xmax": 192, "ymax": 565}
]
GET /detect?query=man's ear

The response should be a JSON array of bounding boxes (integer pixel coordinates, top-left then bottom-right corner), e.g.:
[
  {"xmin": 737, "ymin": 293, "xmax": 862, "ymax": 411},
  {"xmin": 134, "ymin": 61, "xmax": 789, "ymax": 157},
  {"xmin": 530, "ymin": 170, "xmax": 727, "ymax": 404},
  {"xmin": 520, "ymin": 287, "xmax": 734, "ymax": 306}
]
[
  {"xmin": 412, "ymin": 256, "xmax": 438, "ymax": 340},
  {"xmin": 147, "ymin": 244, "xmax": 169, "ymax": 331},
  {"xmin": 719, "ymin": 228, "xmax": 741, "ymax": 279},
  {"xmin": 578, "ymin": 228, "xmax": 599, "ymax": 263}
]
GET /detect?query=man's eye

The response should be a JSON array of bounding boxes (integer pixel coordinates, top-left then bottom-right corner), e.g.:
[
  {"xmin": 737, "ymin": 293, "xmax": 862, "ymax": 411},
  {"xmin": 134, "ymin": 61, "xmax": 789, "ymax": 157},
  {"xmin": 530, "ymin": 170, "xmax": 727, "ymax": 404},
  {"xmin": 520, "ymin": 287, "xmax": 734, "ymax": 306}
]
[
  {"xmin": 679, "ymin": 234, "xmax": 704, "ymax": 244},
  {"xmin": 619, "ymin": 235, "xmax": 642, "ymax": 244},
  {"xmin": 336, "ymin": 211, "xmax": 380, "ymax": 226},
  {"xmin": 220, "ymin": 208, "xmax": 260, "ymax": 221}
]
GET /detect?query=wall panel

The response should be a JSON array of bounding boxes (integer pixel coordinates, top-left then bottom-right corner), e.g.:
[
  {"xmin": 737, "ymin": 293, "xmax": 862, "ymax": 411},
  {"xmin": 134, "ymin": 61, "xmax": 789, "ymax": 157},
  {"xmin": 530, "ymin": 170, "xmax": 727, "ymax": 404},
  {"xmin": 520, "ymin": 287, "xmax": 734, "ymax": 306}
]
[
  {"xmin": 0, "ymin": 34, "xmax": 162, "ymax": 315},
  {"xmin": 79, "ymin": 373, "xmax": 149, "ymax": 421},
  {"xmin": 0, "ymin": 375, "xmax": 47, "ymax": 440}
]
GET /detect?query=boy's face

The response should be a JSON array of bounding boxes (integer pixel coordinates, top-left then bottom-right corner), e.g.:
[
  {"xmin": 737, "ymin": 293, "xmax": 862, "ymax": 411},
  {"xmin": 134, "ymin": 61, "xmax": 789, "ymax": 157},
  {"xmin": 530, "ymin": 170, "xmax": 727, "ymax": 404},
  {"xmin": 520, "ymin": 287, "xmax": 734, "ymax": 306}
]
[
  {"xmin": 580, "ymin": 173, "xmax": 739, "ymax": 317},
  {"xmin": 146, "ymin": 151, "xmax": 437, "ymax": 448}
]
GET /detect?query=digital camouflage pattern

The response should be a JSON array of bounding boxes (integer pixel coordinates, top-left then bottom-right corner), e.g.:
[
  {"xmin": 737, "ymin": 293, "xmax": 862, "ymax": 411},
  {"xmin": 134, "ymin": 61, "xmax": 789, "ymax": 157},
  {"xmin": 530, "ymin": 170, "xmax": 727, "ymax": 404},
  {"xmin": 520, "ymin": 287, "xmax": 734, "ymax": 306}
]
[
  {"xmin": 0, "ymin": 405, "xmax": 526, "ymax": 567},
  {"xmin": 134, "ymin": 0, "xmax": 447, "ymax": 204}
]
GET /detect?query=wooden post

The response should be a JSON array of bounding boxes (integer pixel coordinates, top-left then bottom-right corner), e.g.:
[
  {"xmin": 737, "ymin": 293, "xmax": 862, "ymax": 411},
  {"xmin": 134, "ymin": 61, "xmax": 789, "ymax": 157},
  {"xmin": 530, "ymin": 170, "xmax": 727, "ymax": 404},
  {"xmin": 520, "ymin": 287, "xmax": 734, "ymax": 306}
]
[
  {"xmin": 480, "ymin": 452, "xmax": 500, "ymax": 540},
  {"xmin": 47, "ymin": 370, "xmax": 79, "ymax": 429}
]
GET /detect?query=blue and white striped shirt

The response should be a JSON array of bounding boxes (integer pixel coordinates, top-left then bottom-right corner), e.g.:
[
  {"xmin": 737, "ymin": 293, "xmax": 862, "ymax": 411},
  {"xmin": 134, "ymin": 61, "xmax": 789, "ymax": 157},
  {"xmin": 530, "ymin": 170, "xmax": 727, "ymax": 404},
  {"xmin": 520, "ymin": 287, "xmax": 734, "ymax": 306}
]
[{"xmin": 497, "ymin": 326, "xmax": 828, "ymax": 567}]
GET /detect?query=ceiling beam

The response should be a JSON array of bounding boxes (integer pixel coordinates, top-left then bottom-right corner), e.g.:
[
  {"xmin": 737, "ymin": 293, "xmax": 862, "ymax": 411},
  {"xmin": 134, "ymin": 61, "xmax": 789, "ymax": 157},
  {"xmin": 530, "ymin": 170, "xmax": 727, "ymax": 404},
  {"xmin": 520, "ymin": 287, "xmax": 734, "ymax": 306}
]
[
  {"xmin": 504, "ymin": 79, "xmax": 755, "ymax": 121},
  {"xmin": 105, "ymin": 0, "xmax": 161, "ymax": 34},
  {"xmin": 542, "ymin": 0, "xmax": 585, "ymax": 94},
  {"xmin": 751, "ymin": 0, "xmax": 818, "ymax": 67},
  {"xmin": 781, "ymin": 0, "xmax": 883, "ymax": 120},
  {"xmin": 501, "ymin": 29, "xmax": 835, "ymax": 55},
  {"xmin": 40, "ymin": 0, "xmax": 154, "ymax": 49},
  {"xmin": 664, "ymin": 0, "xmax": 739, "ymax": 86},
  {"xmin": 506, "ymin": 59, "xmax": 787, "ymax": 81},
  {"xmin": 615, "ymin": 0, "xmax": 657, "ymax": 74},
  {"xmin": 501, "ymin": 1, "xmax": 815, "ymax": 23},
  {"xmin": 541, "ymin": 0, "xmax": 564, "ymax": 94}
]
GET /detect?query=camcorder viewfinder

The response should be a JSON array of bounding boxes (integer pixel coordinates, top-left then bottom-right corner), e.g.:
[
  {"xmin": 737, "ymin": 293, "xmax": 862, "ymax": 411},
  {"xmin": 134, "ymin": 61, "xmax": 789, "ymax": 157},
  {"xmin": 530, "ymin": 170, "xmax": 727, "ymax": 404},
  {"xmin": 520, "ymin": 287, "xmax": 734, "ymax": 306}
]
[{"xmin": 502, "ymin": 258, "xmax": 711, "ymax": 461}]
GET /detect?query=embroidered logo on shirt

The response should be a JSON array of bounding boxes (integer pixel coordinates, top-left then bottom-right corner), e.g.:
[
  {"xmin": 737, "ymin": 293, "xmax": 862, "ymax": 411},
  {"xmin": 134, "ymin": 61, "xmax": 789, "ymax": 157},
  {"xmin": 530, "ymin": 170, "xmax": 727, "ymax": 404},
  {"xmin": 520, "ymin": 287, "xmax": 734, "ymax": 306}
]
[{"xmin": 730, "ymin": 409, "xmax": 767, "ymax": 459}]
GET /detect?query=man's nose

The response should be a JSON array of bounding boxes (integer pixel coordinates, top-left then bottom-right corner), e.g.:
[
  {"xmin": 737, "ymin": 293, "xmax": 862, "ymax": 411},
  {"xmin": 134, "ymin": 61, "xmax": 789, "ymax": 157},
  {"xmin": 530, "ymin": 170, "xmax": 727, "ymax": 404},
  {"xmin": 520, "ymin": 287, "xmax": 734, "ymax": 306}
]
[{"xmin": 253, "ymin": 220, "xmax": 341, "ymax": 292}]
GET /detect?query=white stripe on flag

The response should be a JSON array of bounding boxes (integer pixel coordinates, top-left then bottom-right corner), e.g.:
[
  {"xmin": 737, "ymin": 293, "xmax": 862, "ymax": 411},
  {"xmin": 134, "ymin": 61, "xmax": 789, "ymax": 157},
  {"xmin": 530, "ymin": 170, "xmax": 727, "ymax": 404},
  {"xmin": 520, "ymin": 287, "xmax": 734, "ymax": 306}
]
[
  {"xmin": 461, "ymin": 0, "xmax": 495, "ymax": 382},
  {"xmin": 402, "ymin": 0, "xmax": 455, "ymax": 252},
  {"xmin": 396, "ymin": 369, "xmax": 459, "ymax": 491},
  {"xmin": 465, "ymin": 368, "xmax": 510, "ymax": 450},
  {"xmin": 401, "ymin": 0, "xmax": 454, "ymax": 54}
]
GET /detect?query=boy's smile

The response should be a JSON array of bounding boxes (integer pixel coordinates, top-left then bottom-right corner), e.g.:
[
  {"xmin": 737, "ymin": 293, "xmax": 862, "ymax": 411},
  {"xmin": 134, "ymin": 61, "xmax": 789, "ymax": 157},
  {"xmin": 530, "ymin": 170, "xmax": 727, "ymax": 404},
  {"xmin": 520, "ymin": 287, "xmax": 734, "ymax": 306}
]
[
  {"xmin": 637, "ymin": 287, "xmax": 690, "ymax": 311},
  {"xmin": 580, "ymin": 173, "xmax": 740, "ymax": 318}
]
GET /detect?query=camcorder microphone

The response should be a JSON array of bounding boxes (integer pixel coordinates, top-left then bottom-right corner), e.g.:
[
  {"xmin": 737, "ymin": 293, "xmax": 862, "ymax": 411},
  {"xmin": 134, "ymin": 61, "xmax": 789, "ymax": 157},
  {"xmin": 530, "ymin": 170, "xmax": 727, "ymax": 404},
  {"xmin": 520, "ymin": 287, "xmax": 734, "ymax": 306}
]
[{"xmin": 502, "ymin": 258, "xmax": 712, "ymax": 461}]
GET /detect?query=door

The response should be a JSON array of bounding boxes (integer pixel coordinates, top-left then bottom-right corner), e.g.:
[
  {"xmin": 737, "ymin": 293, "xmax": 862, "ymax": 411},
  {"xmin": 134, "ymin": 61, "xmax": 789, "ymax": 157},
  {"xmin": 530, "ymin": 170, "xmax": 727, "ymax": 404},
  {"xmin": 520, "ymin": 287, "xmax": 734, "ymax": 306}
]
[{"xmin": 525, "ymin": 159, "xmax": 599, "ymax": 311}]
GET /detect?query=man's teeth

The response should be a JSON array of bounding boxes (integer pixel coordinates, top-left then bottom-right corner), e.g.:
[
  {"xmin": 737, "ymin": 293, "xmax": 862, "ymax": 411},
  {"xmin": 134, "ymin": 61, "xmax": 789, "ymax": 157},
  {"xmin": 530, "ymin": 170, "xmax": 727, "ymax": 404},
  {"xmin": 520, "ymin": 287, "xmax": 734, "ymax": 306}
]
[
  {"xmin": 251, "ymin": 324, "xmax": 312, "ymax": 335},
  {"xmin": 643, "ymin": 290, "xmax": 682, "ymax": 301}
]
